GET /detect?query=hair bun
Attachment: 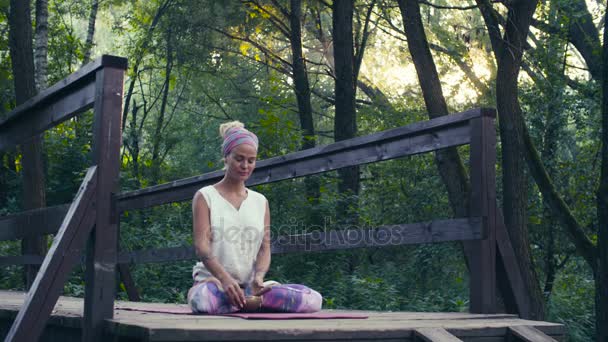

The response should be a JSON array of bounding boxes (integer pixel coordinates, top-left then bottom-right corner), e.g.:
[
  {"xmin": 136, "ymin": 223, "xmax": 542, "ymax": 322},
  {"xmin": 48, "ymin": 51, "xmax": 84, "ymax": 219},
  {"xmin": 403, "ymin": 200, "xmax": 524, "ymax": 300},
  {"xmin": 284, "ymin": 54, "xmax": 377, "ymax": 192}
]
[{"xmin": 219, "ymin": 120, "xmax": 245, "ymax": 139}]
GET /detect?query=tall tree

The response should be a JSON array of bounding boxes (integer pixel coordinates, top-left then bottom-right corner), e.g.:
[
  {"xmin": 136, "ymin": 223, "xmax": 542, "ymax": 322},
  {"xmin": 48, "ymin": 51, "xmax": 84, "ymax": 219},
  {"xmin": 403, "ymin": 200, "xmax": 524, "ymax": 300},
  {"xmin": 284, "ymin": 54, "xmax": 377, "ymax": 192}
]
[
  {"xmin": 239, "ymin": 0, "xmax": 324, "ymax": 221},
  {"xmin": 8, "ymin": 0, "xmax": 47, "ymax": 289},
  {"xmin": 150, "ymin": 27, "xmax": 174, "ymax": 185},
  {"xmin": 396, "ymin": 0, "xmax": 539, "ymax": 316},
  {"xmin": 475, "ymin": 0, "xmax": 545, "ymax": 320},
  {"xmin": 82, "ymin": 0, "xmax": 99, "ymax": 65},
  {"xmin": 396, "ymin": 0, "xmax": 470, "ymax": 218},
  {"xmin": 537, "ymin": 1, "xmax": 569, "ymax": 299},
  {"xmin": 288, "ymin": 0, "xmax": 321, "ymax": 224},
  {"xmin": 122, "ymin": 0, "xmax": 173, "ymax": 132},
  {"xmin": 483, "ymin": 0, "xmax": 607, "ymax": 335},
  {"xmin": 332, "ymin": 0, "xmax": 359, "ymax": 226},
  {"xmin": 597, "ymin": 3, "xmax": 608, "ymax": 339},
  {"xmin": 34, "ymin": 0, "xmax": 48, "ymax": 91}
]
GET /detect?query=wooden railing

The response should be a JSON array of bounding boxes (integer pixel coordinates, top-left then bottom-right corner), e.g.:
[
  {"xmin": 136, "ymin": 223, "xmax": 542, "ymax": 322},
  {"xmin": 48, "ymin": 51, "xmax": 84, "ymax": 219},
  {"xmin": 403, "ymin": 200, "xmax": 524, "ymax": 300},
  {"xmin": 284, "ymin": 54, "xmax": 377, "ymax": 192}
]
[
  {"xmin": 0, "ymin": 55, "xmax": 532, "ymax": 341},
  {"xmin": 0, "ymin": 55, "xmax": 127, "ymax": 342}
]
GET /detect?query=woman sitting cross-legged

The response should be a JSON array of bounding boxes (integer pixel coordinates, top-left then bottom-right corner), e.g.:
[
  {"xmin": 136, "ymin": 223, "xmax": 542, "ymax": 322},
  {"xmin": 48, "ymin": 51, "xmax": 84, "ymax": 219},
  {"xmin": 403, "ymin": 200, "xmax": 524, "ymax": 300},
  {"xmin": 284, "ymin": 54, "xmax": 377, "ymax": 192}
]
[{"xmin": 187, "ymin": 120, "xmax": 322, "ymax": 314}]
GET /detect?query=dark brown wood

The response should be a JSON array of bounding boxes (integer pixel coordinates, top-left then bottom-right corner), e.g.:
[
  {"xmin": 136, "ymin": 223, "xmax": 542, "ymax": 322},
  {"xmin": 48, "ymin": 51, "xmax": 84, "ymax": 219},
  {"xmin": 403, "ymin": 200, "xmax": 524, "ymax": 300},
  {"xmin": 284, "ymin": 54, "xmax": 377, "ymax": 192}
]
[
  {"xmin": 0, "ymin": 255, "xmax": 45, "ymax": 266},
  {"xmin": 117, "ymin": 109, "xmax": 489, "ymax": 211},
  {"xmin": 0, "ymin": 204, "xmax": 69, "ymax": 241},
  {"xmin": 4, "ymin": 166, "xmax": 97, "ymax": 342},
  {"xmin": 272, "ymin": 217, "xmax": 484, "ymax": 254},
  {"xmin": 496, "ymin": 207, "xmax": 532, "ymax": 318},
  {"xmin": 117, "ymin": 264, "xmax": 140, "ymax": 302},
  {"xmin": 414, "ymin": 327, "xmax": 462, "ymax": 341},
  {"xmin": 508, "ymin": 325, "xmax": 558, "ymax": 341},
  {"xmin": 83, "ymin": 66, "xmax": 125, "ymax": 342},
  {"xmin": 467, "ymin": 116, "xmax": 497, "ymax": 313},
  {"xmin": 0, "ymin": 55, "xmax": 126, "ymax": 126},
  {"xmin": 0, "ymin": 290, "xmax": 567, "ymax": 342},
  {"xmin": 117, "ymin": 246, "xmax": 195, "ymax": 264},
  {"xmin": 1, "ymin": 109, "xmax": 489, "ymax": 238},
  {"xmin": 116, "ymin": 218, "xmax": 483, "ymax": 264},
  {"xmin": 0, "ymin": 55, "xmax": 127, "ymax": 152},
  {"xmin": 7, "ymin": 214, "xmax": 482, "ymax": 266},
  {"xmin": 0, "ymin": 82, "xmax": 95, "ymax": 151},
  {"xmin": 0, "ymin": 109, "xmax": 495, "ymax": 240}
]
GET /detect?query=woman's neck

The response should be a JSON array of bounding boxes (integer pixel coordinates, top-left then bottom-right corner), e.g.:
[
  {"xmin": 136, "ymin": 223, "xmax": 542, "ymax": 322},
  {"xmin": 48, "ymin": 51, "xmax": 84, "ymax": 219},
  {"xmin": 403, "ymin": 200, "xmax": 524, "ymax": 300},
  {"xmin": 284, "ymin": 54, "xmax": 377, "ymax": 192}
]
[{"xmin": 217, "ymin": 176, "xmax": 247, "ymax": 195}]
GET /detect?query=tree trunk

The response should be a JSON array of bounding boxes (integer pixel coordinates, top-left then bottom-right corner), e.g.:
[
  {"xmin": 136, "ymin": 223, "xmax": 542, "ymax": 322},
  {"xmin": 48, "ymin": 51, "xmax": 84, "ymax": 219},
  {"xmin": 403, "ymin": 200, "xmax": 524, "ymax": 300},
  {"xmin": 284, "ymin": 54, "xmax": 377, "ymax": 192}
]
[
  {"xmin": 485, "ymin": 0, "xmax": 545, "ymax": 320},
  {"xmin": 428, "ymin": 43, "xmax": 490, "ymax": 96},
  {"xmin": 396, "ymin": 0, "xmax": 470, "ymax": 218},
  {"xmin": 82, "ymin": 0, "xmax": 99, "ymax": 65},
  {"xmin": 289, "ymin": 0, "xmax": 321, "ymax": 225},
  {"xmin": 0, "ymin": 152, "xmax": 16, "ymax": 209},
  {"xmin": 34, "ymin": 0, "xmax": 48, "ymax": 91},
  {"xmin": 332, "ymin": 0, "xmax": 359, "ymax": 227},
  {"xmin": 8, "ymin": 0, "xmax": 47, "ymax": 290},
  {"xmin": 150, "ymin": 28, "xmax": 173, "ymax": 185},
  {"xmin": 596, "ymin": 3, "xmax": 608, "ymax": 339},
  {"xmin": 562, "ymin": 0, "xmax": 602, "ymax": 82},
  {"xmin": 122, "ymin": 0, "xmax": 172, "ymax": 132},
  {"xmin": 399, "ymin": 0, "xmax": 521, "ymax": 314},
  {"xmin": 126, "ymin": 100, "xmax": 142, "ymax": 189},
  {"xmin": 478, "ymin": 0, "xmax": 598, "ymax": 275},
  {"xmin": 540, "ymin": 2, "xmax": 568, "ymax": 299}
]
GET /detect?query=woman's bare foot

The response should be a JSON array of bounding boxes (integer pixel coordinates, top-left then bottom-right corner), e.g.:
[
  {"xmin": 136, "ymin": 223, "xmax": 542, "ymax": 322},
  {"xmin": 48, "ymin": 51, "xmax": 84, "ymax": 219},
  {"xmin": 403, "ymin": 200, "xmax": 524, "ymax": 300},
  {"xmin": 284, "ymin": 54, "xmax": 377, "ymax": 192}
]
[{"xmin": 240, "ymin": 296, "xmax": 262, "ymax": 312}]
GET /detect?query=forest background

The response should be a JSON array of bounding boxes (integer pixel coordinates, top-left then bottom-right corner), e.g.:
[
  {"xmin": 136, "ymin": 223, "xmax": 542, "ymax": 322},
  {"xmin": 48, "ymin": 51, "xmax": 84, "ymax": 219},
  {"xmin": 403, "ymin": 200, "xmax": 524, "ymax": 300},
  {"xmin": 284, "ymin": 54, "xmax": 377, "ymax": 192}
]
[{"xmin": 0, "ymin": 0, "xmax": 606, "ymax": 341}]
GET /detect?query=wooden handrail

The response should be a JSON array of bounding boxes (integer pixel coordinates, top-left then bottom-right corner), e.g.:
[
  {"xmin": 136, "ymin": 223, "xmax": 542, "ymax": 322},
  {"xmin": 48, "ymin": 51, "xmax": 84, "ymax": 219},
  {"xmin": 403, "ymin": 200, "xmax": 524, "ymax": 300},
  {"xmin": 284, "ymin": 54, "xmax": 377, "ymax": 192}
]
[
  {"xmin": 116, "ymin": 107, "xmax": 494, "ymax": 211},
  {"xmin": 0, "ymin": 55, "xmax": 127, "ymax": 151},
  {"xmin": 0, "ymin": 107, "xmax": 493, "ymax": 240}
]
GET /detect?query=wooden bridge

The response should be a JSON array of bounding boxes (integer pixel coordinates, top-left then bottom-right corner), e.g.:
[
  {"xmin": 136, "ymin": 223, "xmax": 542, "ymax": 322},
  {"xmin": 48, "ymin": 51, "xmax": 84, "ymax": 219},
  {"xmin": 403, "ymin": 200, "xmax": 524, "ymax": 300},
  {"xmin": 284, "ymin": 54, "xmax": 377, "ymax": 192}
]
[{"xmin": 0, "ymin": 55, "xmax": 565, "ymax": 341}]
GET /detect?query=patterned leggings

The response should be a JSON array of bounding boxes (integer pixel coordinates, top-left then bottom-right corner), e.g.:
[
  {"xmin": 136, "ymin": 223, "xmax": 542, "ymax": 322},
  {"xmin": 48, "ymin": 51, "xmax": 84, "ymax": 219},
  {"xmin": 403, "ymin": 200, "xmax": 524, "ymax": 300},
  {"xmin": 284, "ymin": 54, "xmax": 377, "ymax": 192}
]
[{"xmin": 188, "ymin": 280, "xmax": 323, "ymax": 314}]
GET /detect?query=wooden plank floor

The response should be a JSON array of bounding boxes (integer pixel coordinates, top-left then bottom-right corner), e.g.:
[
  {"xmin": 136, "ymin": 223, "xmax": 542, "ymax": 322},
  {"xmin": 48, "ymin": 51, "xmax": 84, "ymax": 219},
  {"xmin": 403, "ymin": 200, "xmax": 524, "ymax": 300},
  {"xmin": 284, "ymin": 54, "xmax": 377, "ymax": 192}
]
[{"xmin": 0, "ymin": 290, "xmax": 566, "ymax": 341}]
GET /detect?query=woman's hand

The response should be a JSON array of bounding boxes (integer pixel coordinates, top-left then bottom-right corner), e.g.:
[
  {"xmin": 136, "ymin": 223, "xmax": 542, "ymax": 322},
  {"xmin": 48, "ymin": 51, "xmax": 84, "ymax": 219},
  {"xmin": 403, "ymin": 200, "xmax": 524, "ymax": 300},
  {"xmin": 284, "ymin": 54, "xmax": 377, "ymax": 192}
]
[
  {"xmin": 220, "ymin": 275, "xmax": 246, "ymax": 308},
  {"xmin": 251, "ymin": 277, "xmax": 272, "ymax": 296}
]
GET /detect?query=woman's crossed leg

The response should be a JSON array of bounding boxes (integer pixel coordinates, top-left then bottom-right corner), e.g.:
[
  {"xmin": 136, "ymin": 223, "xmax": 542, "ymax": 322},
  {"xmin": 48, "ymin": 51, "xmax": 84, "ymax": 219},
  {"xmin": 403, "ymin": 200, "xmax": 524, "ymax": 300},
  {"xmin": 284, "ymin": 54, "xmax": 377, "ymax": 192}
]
[{"xmin": 188, "ymin": 279, "xmax": 322, "ymax": 314}]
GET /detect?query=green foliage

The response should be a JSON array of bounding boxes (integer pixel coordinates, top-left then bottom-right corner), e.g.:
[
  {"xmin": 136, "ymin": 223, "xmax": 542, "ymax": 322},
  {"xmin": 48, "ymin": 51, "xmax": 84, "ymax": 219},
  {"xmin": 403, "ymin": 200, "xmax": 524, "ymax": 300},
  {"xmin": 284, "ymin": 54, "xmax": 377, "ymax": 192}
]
[{"xmin": 547, "ymin": 260, "xmax": 596, "ymax": 341}]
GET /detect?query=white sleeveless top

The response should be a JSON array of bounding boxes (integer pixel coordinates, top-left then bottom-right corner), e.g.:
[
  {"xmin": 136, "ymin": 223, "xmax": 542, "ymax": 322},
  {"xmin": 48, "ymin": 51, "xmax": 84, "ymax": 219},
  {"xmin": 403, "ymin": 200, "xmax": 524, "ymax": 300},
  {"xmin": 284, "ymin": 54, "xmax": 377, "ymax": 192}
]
[{"xmin": 192, "ymin": 185, "xmax": 267, "ymax": 285}]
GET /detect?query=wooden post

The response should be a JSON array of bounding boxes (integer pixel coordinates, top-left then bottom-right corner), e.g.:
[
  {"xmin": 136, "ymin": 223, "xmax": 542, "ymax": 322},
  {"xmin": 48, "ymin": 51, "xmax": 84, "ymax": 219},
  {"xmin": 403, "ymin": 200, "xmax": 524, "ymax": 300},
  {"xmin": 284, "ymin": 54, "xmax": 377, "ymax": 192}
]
[
  {"xmin": 83, "ymin": 66, "xmax": 125, "ymax": 341},
  {"xmin": 118, "ymin": 263, "xmax": 141, "ymax": 301},
  {"xmin": 4, "ymin": 167, "xmax": 98, "ymax": 342},
  {"xmin": 467, "ymin": 109, "xmax": 497, "ymax": 313},
  {"xmin": 414, "ymin": 327, "xmax": 462, "ymax": 341}
]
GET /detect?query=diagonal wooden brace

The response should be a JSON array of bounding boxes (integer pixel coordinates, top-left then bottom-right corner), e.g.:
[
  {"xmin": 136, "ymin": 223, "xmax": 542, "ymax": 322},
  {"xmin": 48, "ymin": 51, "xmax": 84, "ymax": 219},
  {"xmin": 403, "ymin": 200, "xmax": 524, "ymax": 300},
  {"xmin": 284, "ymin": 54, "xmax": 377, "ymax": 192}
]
[{"xmin": 4, "ymin": 166, "xmax": 98, "ymax": 342}]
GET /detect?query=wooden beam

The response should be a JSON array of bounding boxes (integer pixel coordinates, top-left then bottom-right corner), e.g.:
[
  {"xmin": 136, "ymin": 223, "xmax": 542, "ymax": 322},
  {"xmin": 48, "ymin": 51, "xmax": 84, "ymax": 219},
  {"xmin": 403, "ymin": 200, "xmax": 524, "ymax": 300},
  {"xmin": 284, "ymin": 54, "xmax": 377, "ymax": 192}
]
[
  {"xmin": 271, "ymin": 217, "xmax": 484, "ymax": 254},
  {"xmin": 496, "ymin": 207, "xmax": 532, "ymax": 318},
  {"xmin": 414, "ymin": 327, "xmax": 462, "ymax": 341},
  {"xmin": 0, "ymin": 83, "xmax": 95, "ymax": 151},
  {"xmin": 0, "ymin": 204, "xmax": 69, "ymax": 241},
  {"xmin": 508, "ymin": 325, "xmax": 558, "ymax": 341},
  {"xmin": 83, "ymin": 65, "xmax": 125, "ymax": 341},
  {"xmin": 1, "ymin": 108, "xmax": 492, "ymax": 237},
  {"xmin": 0, "ymin": 255, "xmax": 45, "ymax": 266},
  {"xmin": 0, "ymin": 55, "xmax": 127, "ymax": 152},
  {"xmin": 117, "ymin": 109, "xmax": 492, "ymax": 211},
  {"xmin": 7, "ymin": 215, "xmax": 482, "ymax": 266},
  {"xmin": 4, "ymin": 166, "xmax": 97, "ymax": 342},
  {"xmin": 467, "ymin": 115, "xmax": 497, "ymax": 313},
  {"xmin": 116, "ymin": 218, "xmax": 483, "ymax": 264}
]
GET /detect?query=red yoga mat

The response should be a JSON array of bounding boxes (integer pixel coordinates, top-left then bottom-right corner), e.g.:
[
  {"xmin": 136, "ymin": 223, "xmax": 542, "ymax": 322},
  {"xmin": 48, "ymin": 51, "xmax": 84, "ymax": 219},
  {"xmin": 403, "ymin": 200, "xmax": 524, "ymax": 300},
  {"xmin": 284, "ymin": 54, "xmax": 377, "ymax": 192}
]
[{"xmin": 115, "ymin": 305, "xmax": 368, "ymax": 319}]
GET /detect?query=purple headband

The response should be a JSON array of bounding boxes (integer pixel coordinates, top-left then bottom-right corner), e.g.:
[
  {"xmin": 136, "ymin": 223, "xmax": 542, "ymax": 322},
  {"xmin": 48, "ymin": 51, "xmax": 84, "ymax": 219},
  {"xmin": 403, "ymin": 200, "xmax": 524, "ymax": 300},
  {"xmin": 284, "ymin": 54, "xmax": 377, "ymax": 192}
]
[{"xmin": 222, "ymin": 127, "xmax": 258, "ymax": 156}]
